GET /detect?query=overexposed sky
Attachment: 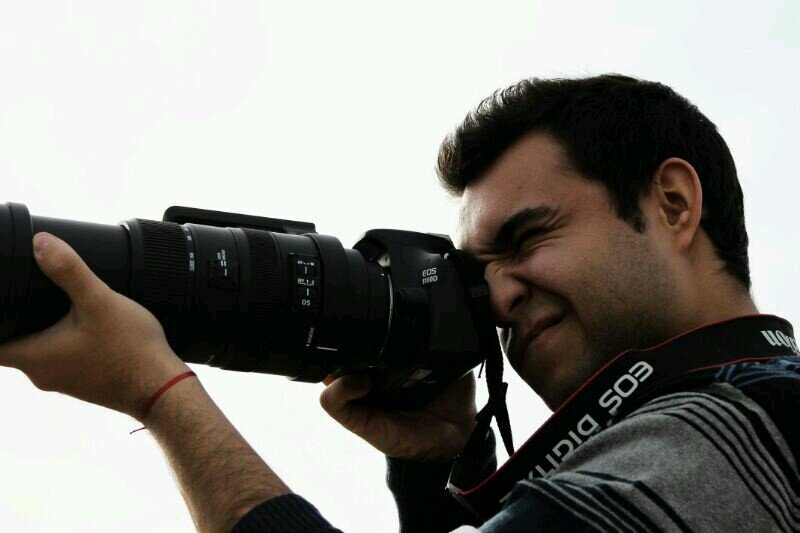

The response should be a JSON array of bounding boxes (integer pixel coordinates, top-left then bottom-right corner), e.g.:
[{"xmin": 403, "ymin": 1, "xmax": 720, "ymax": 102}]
[{"xmin": 1, "ymin": 1, "xmax": 798, "ymax": 531}]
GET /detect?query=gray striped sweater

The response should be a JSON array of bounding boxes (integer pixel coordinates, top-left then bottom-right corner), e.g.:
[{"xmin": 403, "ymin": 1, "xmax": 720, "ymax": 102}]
[{"xmin": 234, "ymin": 355, "xmax": 800, "ymax": 532}]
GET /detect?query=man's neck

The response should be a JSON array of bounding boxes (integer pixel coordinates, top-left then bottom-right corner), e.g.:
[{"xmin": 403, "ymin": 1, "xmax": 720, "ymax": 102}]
[{"xmin": 692, "ymin": 279, "xmax": 759, "ymax": 329}]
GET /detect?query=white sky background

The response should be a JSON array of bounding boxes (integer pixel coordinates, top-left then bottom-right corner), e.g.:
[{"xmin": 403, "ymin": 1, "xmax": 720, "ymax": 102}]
[{"xmin": 0, "ymin": 1, "xmax": 798, "ymax": 531}]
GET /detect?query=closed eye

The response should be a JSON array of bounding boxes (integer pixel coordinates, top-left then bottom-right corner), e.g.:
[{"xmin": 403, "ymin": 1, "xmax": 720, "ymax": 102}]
[
  {"xmin": 513, "ymin": 227, "xmax": 549, "ymax": 252},
  {"xmin": 474, "ymin": 225, "xmax": 553, "ymax": 265}
]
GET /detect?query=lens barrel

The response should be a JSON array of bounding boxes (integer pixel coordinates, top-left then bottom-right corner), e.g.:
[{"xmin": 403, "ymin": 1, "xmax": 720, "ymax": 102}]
[{"xmin": 0, "ymin": 202, "xmax": 390, "ymax": 382}]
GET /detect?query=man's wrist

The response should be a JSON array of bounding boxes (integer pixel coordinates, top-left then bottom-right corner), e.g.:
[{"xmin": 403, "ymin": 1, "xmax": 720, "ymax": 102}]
[
  {"xmin": 137, "ymin": 371, "xmax": 292, "ymax": 532},
  {"xmin": 128, "ymin": 349, "xmax": 194, "ymax": 423},
  {"xmin": 140, "ymin": 369, "xmax": 207, "ymax": 429}
]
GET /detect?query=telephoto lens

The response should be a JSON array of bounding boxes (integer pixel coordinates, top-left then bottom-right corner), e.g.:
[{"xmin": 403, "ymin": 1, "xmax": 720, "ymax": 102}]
[{"xmin": 0, "ymin": 202, "xmax": 489, "ymax": 408}]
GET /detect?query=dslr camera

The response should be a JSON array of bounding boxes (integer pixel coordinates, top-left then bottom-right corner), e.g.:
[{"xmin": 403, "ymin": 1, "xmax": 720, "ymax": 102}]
[{"xmin": 0, "ymin": 202, "xmax": 498, "ymax": 408}]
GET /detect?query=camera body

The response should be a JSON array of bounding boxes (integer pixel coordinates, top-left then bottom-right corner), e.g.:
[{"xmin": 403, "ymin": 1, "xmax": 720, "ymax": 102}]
[{"xmin": 1, "ymin": 202, "xmax": 493, "ymax": 408}]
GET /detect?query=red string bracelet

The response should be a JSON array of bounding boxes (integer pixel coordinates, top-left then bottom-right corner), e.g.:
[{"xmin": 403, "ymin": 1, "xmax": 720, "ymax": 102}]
[{"xmin": 130, "ymin": 371, "xmax": 197, "ymax": 434}]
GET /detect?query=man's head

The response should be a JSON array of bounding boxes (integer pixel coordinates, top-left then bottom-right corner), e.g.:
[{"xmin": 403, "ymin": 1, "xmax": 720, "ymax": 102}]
[{"xmin": 441, "ymin": 74, "xmax": 755, "ymax": 409}]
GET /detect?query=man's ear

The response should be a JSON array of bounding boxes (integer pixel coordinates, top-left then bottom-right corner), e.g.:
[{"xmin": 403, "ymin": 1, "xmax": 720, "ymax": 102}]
[{"xmin": 649, "ymin": 157, "xmax": 703, "ymax": 251}]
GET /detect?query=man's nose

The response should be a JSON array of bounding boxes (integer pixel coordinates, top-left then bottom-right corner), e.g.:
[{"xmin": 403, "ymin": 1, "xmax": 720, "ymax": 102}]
[{"xmin": 484, "ymin": 263, "xmax": 528, "ymax": 327}]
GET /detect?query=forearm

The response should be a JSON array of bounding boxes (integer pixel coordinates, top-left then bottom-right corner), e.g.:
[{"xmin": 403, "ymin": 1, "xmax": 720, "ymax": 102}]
[{"xmin": 144, "ymin": 374, "xmax": 290, "ymax": 533}]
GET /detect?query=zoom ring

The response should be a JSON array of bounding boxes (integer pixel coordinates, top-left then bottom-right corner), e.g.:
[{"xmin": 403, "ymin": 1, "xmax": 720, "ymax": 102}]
[
  {"xmin": 136, "ymin": 219, "xmax": 190, "ymax": 312},
  {"xmin": 241, "ymin": 228, "xmax": 282, "ymax": 322}
]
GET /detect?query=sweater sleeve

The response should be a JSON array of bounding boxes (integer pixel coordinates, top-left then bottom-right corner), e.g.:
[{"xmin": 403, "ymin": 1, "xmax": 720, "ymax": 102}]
[
  {"xmin": 231, "ymin": 494, "xmax": 343, "ymax": 533},
  {"xmin": 385, "ymin": 429, "xmax": 498, "ymax": 533},
  {"xmin": 231, "ymin": 430, "xmax": 497, "ymax": 533}
]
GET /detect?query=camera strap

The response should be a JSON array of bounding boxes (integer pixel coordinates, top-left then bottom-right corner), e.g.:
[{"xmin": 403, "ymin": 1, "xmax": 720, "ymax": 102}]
[
  {"xmin": 446, "ymin": 250, "xmax": 516, "ymax": 459},
  {"xmin": 445, "ymin": 312, "xmax": 798, "ymax": 521}
]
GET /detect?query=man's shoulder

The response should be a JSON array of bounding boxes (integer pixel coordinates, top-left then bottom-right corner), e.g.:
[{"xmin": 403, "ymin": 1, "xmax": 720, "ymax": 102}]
[
  {"xmin": 501, "ymin": 374, "xmax": 800, "ymax": 532},
  {"xmin": 713, "ymin": 354, "xmax": 800, "ymax": 391},
  {"xmin": 602, "ymin": 354, "xmax": 800, "ymax": 466},
  {"xmin": 616, "ymin": 361, "xmax": 800, "ymax": 472},
  {"xmin": 714, "ymin": 354, "xmax": 800, "ymax": 411},
  {"xmin": 703, "ymin": 354, "xmax": 800, "ymax": 467},
  {"xmin": 563, "ymin": 379, "xmax": 797, "ymax": 474}
]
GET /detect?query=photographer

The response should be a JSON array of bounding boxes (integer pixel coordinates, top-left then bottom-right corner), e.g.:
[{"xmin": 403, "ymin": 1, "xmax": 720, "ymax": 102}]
[{"xmin": 1, "ymin": 74, "xmax": 798, "ymax": 532}]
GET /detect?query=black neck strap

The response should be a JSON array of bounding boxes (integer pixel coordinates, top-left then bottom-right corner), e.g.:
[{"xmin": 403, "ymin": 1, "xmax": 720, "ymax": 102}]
[
  {"xmin": 447, "ymin": 250, "xmax": 515, "ymax": 458},
  {"xmin": 447, "ymin": 314, "xmax": 798, "ymax": 521}
]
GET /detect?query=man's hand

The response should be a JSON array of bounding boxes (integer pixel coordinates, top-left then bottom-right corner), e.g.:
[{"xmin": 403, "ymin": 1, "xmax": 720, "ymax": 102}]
[
  {"xmin": 0, "ymin": 233, "xmax": 296, "ymax": 532},
  {"xmin": 0, "ymin": 232, "xmax": 191, "ymax": 420},
  {"xmin": 320, "ymin": 371, "xmax": 478, "ymax": 463}
]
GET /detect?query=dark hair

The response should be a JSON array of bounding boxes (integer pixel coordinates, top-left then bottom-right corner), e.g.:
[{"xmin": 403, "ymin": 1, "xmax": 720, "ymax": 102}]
[{"xmin": 437, "ymin": 74, "xmax": 750, "ymax": 291}]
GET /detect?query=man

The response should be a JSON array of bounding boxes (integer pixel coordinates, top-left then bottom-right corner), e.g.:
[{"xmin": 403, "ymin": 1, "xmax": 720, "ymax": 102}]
[{"xmin": 1, "ymin": 74, "xmax": 797, "ymax": 532}]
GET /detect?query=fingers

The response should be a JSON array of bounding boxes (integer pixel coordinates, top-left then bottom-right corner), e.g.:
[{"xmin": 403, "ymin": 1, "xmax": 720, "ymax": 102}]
[
  {"xmin": 319, "ymin": 374, "xmax": 371, "ymax": 417},
  {"xmin": 33, "ymin": 233, "xmax": 108, "ymax": 312},
  {"xmin": 0, "ymin": 233, "xmax": 105, "ymax": 368},
  {"xmin": 0, "ymin": 318, "xmax": 74, "ymax": 370}
]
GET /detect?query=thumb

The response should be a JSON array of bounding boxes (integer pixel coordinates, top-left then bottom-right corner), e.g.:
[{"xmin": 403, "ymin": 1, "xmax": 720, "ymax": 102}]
[
  {"xmin": 319, "ymin": 374, "xmax": 372, "ymax": 416},
  {"xmin": 33, "ymin": 232, "xmax": 107, "ymax": 310}
]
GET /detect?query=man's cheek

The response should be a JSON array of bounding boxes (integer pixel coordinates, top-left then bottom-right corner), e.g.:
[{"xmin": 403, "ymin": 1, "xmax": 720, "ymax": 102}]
[{"xmin": 532, "ymin": 252, "xmax": 580, "ymax": 292}]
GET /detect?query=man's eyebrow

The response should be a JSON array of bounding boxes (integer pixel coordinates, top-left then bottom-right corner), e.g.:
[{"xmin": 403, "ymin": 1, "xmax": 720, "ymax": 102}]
[{"xmin": 492, "ymin": 206, "xmax": 556, "ymax": 250}]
